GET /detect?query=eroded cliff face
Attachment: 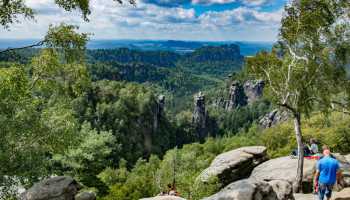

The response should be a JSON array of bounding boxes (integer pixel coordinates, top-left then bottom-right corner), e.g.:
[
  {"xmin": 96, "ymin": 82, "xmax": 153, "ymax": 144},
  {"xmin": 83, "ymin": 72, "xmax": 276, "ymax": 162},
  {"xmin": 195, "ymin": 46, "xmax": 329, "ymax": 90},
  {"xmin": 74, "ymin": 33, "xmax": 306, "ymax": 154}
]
[
  {"xmin": 243, "ymin": 80, "xmax": 265, "ymax": 104},
  {"xmin": 225, "ymin": 81, "xmax": 247, "ymax": 110},
  {"xmin": 192, "ymin": 92, "xmax": 209, "ymax": 142},
  {"xmin": 218, "ymin": 80, "xmax": 265, "ymax": 111}
]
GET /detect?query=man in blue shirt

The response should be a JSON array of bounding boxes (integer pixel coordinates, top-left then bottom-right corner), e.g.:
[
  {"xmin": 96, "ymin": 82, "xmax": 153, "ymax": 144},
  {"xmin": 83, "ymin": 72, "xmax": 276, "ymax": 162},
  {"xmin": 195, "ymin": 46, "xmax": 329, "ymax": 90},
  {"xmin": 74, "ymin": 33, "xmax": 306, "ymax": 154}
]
[{"xmin": 313, "ymin": 146, "xmax": 342, "ymax": 200}]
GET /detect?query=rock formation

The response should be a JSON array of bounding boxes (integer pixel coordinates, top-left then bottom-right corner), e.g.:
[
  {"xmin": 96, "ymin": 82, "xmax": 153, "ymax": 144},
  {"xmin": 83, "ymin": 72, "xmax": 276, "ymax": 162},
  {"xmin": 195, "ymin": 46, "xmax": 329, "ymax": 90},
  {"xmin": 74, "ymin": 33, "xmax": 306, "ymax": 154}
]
[
  {"xmin": 154, "ymin": 95, "xmax": 166, "ymax": 131},
  {"xmin": 75, "ymin": 192, "xmax": 96, "ymax": 200},
  {"xmin": 225, "ymin": 81, "xmax": 247, "ymax": 110},
  {"xmin": 250, "ymin": 155, "xmax": 350, "ymax": 193},
  {"xmin": 243, "ymin": 80, "xmax": 265, "ymax": 104},
  {"xmin": 203, "ymin": 178, "xmax": 294, "ymax": 200},
  {"xmin": 21, "ymin": 176, "xmax": 81, "ymax": 200},
  {"xmin": 218, "ymin": 80, "xmax": 265, "ymax": 111},
  {"xmin": 140, "ymin": 196, "xmax": 186, "ymax": 200},
  {"xmin": 259, "ymin": 109, "xmax": 289, "ymax": 129},
  {"xmin": 198, "ymin": 146, "xmax": 268, "ymax": 187},
  {"xmin": 193, "ymin": 92, "xmax": 208, "ymax": 141}
]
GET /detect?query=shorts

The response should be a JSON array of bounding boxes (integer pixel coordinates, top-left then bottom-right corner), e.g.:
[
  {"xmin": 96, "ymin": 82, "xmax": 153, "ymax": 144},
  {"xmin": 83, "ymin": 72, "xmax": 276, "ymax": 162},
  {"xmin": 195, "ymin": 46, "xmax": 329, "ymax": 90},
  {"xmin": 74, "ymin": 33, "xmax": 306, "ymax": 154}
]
[{"xmin": 318, "ymin": 183, "xmax": 334, "ymax": 200}]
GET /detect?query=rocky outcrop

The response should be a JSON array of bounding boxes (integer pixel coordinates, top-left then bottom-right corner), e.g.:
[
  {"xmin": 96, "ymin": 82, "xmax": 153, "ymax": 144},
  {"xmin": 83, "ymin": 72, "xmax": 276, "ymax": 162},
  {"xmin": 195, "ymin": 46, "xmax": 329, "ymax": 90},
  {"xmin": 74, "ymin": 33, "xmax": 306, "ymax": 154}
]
[
  {"xmin": 259, "ymin": 109, "xmax": 289, "ymax": 129},
  {"xmin": 21, "ymin": 176, "xmax": 81, "ymax": 200},
  {"xmin": 250, "ymin": 156, "xmax": 317, "ymax": 192},
  {"xmin": 75, "ymin": 192, "xmax": 96, "ymax": 200},
  {"xmin": 243, "ymin": 80, "xmax": 265, "ymax": 104},
  {"xmin": 203, "ymin": 178, "xmax": 294, "ymax": 200},
  {"xmin": 219, "ymin": 80, "xmax": 265, "ymax": 111},
  {"xmin": 198, "ymin": 146, "xmax": 268, "ymax": 187},
  {"xmin": 268, "ymin": 180, "xmax": 294, "ymax": 200},
  {"xmin": 154, "ymin": 95, "xmax": 166, "ymax": 131},
  {"xmin": 225, "ymin": 81, "xmax": 247, "ymax": 110},
  {"xmin": 250, "ymin": 155, "xmax": 350, "ymax": 192},
  {"xmin": 193, "ymin": 92, "xmax": 208, "ymax": 141},
  {"xmin": 140, "ymin": 196, "xmax": 186, "ymax": 200}
]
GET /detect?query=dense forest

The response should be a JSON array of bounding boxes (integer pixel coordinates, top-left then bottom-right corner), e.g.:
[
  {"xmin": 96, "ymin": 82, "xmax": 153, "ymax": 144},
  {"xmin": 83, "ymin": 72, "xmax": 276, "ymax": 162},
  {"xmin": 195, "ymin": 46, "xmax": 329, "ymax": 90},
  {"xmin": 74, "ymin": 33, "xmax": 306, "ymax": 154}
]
[{"xmin": 1, "ymin": 0, "xmax": 350, "ymax": 200}]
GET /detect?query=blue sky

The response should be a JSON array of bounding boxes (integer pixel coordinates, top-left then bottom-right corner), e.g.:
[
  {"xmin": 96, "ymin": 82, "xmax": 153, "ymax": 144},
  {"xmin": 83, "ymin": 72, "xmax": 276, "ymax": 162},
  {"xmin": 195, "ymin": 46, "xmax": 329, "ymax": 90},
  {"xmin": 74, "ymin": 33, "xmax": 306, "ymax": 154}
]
[{"xmin": 0, "ymin": 0, "xmax": 288, "ymax": 41}]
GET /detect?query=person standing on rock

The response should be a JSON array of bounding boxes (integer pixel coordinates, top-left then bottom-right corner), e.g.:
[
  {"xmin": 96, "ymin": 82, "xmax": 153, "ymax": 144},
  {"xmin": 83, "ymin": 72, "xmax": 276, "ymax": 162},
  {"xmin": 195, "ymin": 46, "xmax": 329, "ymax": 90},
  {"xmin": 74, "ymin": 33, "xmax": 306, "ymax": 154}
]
[{"xmin": 313, "ymin": 147, "xmax": 342, "ymax": 200}]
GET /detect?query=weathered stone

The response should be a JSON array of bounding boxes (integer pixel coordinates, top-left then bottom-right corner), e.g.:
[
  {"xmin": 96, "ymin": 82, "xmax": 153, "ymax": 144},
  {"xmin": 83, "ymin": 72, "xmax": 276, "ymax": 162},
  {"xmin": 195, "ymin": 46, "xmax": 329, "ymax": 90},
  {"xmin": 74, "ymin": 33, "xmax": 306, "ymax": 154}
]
[
  {"xmin": 334, "ymin": 188, "xmax": 350, "ymax": 200},
  {"xmin": 193, "ymin": 92, "xmax": 208, "ymax": 141},
  {"xmin": 225, "ymin": 81, "xmax": 247, "ymax": 110},
  {"xmin": 250, "ymin": 156, "xmax": 317, "ymax": 193},
  {"xmin": 243, "ymin": 80, "xmax": 264, "ymax": 104},
  {"xmin": 251, "ymin": 155, "xmax": 350, "ymax": 192},
  {"xmin": 21, "ymin": 176, "xmax": 81, "ymax": 200},
  {"xmin": 259, "ymin": 109, "xmax": 289, "ymax": 129},
  {"xmin": 75, "ymin": 192, "xmax": 96, "ymax": 200},
  {"xmin": 198, "ymin": 146, "xmax": 267, "ymax": 187},
  {"xmin": 140, "ymin": 196, "xmax": 186, "ymax": 200},
  {"xmin": 268, "ymin": 180, "xmax": 294, "ymax": 200},
  {"xmin": 202, "ymin": 179, "xmax": 293, "ymax": 200}
]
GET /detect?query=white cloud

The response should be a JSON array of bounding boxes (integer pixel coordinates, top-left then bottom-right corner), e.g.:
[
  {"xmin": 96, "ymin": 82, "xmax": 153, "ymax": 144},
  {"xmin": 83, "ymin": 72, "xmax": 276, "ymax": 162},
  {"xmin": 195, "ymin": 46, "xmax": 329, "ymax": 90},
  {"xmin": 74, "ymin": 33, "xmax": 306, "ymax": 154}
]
[{"xmin": 0, "ymin": 0, "xmax": 284, "ymax": 41}]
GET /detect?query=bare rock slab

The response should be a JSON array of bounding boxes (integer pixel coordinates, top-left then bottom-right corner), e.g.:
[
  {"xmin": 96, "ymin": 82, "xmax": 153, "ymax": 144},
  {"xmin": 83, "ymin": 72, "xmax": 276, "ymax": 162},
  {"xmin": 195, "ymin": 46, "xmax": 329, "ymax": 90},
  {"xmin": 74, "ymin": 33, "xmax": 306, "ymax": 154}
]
[
  {"xmin": 198, "ymin": 146, "xmax": 268, "ymax": 187},
  {"xmin": 21, "ymin": 176, "xmax": 81, "ymax": 200}
]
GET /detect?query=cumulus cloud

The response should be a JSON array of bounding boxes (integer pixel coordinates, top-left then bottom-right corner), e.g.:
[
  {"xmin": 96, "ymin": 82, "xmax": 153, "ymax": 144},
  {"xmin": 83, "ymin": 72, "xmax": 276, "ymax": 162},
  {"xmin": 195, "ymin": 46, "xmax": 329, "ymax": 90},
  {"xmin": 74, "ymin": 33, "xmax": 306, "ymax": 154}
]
[
  {"xmin": 0, "ymin": 0, "xmax": 284, "ymax": 41},
  {"xmin": 142, "ymin": 0, "xmax": 273, "ymax": 7}
]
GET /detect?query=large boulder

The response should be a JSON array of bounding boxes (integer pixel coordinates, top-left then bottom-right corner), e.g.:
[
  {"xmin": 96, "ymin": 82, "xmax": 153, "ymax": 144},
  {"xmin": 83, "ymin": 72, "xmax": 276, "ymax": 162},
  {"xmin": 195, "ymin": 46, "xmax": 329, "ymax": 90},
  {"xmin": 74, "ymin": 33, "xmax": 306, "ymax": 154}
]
[
  {"xmin": 140, "ymin": 196, "xmax": 186, "ymax": 200},
  {"xmin": 251, "ymin": 155, "xmax": 350, "ymax": 192},
  {"xmin": 202, "ymin": 178, "xmax": 294, "ymax": 200},
  {"xmin": 21, "ymin": 176, "xmax": 81, "ymax": 200},
  {"xmin": 198, "ymin": 146, "xmax": 268, "ymax": 187},
  {"xmin": 250, "ymin": 156, "xmax": 317, "ymax": 192},
  {"xmin": 75, "ymin": 192, "xmax": 96, "ymax": 200}
]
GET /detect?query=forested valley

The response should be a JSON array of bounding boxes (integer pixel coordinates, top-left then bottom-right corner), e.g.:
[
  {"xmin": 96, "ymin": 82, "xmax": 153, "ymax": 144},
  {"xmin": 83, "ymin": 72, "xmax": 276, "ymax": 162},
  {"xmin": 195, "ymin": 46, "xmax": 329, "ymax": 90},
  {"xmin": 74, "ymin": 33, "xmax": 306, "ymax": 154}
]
[{"xmin": 1, "ymin": 0, "xmax": 350, "ymax": 200}]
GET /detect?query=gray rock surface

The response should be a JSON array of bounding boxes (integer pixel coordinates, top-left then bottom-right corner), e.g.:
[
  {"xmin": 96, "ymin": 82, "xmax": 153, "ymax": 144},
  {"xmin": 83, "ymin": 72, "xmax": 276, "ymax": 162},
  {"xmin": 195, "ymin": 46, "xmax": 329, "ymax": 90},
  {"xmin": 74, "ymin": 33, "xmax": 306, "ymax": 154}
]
[
  {"xmin": 203, "ymin": 178, "xmax": 294, "ymax": 200},
  {"xmin": 250, "ymin": 156, "xmax": 317, "ymax": 192},
  {"xmin": 75, "ymin": 192, "xmax": 96, "ymax": 200},
  {"xmin": 140, "ymin": 196, "xmax": 186, "ymax": 200},
  {"xmin": 251, "ymin": 155, "xmax": 350, "ymax": 192},
  {"xmin": 259, "ymin": 109, "xmax": 289, "ymax": 129},
  {"xmin": 268, "ymin": 180, "xmax": 294, "ymax": 200},
  {"xmin": 193, "ymin": 92, "xmax": 208, "ymax": 141},
  {"xmin": 21, "ymin": 176, "xmax": 81, "ymax": 200},
  {"xmin": 198, "ymin": 146, "xmax": 268, "ymax": 187},
  {"xmin": 226, "ymin": 81, "xmax": 247, "ymax": 110},
  {"xmin": 243, "ymin": 80, "xmax": 264, "ymax": 104}
]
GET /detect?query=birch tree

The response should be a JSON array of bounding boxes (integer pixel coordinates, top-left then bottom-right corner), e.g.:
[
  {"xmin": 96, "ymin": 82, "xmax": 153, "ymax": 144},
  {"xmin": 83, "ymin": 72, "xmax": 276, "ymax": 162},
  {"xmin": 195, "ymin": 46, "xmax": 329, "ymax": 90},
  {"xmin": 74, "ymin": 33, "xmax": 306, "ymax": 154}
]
[{"xmin": 246, "ymin": 0, "xmax": 350, "ymax": 192}]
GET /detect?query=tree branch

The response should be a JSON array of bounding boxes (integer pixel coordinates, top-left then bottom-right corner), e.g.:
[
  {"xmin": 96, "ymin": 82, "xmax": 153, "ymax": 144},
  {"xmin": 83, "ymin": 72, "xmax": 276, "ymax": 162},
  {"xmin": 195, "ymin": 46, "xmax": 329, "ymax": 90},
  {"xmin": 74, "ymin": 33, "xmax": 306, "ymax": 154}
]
[{"xmin": 0, "ymin": 40, "xmax": 45, "ymax": 54}]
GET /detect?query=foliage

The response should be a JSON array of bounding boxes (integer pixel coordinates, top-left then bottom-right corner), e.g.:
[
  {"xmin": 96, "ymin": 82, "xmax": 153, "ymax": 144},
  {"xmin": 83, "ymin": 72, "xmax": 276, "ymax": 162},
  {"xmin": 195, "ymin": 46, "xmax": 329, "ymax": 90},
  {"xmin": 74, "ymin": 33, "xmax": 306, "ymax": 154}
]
[{"xmin": 52, "ymin": 123, "xmax": 116, "ymax": 194}]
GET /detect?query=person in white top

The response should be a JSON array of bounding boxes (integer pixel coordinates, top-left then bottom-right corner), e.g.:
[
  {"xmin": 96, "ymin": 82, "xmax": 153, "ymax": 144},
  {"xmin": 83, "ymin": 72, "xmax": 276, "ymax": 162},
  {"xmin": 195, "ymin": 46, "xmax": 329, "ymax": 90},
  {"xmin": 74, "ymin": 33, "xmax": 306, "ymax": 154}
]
[{"xmin": 310, "ymin": 138, "xmax": 319, "ymax": 154}]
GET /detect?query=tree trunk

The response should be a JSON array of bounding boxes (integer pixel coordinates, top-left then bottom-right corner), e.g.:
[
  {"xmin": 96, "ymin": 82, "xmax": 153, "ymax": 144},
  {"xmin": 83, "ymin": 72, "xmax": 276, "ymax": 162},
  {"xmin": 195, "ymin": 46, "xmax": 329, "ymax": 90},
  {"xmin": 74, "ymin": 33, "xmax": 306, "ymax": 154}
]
[{"xmin": 293, "ymin": 112, "xmax": 304, "ymax": 193}]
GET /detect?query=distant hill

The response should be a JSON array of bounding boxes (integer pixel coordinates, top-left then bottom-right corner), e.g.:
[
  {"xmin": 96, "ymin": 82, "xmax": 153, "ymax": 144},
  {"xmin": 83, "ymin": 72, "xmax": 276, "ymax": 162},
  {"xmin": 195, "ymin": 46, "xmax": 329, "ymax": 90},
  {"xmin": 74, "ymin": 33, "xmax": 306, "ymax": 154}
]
[{"xmin": 0, "ymin": 39, "xmax": 273, "ymax": 56}]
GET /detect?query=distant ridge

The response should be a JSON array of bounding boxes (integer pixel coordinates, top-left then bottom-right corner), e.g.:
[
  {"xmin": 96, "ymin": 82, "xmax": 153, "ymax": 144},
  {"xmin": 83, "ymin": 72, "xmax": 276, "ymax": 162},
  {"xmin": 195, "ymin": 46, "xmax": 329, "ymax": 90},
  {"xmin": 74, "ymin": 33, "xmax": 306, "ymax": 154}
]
[{"xmin": 0, "ymin": 39, "xmax": 273, "ymax": 56}]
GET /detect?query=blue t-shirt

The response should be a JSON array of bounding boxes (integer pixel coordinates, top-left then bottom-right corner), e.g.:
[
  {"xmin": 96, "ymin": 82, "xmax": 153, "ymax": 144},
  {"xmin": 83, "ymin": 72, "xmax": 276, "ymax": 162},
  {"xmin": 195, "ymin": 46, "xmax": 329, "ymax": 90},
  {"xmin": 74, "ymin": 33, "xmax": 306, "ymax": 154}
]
[{"xmin": 317, "ymin": 156, "xmax": 340, "ymax": 185}]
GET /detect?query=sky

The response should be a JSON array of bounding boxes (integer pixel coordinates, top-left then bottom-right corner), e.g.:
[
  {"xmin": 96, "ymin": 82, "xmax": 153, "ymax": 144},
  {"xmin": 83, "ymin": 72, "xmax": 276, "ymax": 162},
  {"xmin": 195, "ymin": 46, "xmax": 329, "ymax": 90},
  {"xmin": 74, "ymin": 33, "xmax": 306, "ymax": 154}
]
[{"xmin": 0, "ymin": 0, "xmax": 289, "ymax": 41}]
